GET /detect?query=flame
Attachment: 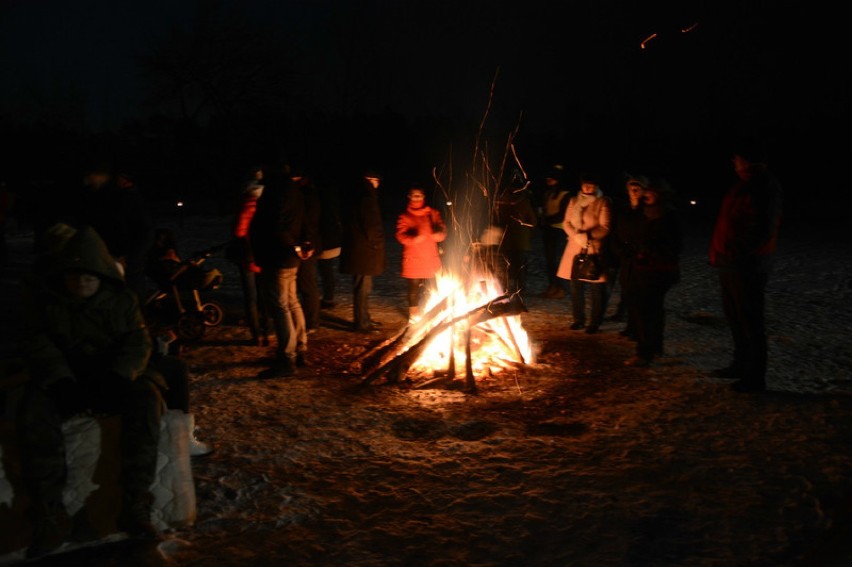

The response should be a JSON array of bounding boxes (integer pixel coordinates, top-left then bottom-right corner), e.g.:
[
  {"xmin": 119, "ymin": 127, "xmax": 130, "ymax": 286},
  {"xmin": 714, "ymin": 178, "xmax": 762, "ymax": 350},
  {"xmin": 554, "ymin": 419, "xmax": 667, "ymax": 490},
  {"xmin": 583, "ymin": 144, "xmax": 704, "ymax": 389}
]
[{"xmin": 408, "ymin": 271, "xmax": 533, "ymax": 377}]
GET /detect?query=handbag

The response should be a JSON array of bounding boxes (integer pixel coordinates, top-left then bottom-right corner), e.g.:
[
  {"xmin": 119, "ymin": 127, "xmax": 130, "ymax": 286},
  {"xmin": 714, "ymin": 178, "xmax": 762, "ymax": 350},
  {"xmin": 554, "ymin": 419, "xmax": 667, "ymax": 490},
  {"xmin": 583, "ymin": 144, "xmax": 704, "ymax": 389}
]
[{"xmin": 572, "ymin": 241, "xmax": 603, "ymax": 282}]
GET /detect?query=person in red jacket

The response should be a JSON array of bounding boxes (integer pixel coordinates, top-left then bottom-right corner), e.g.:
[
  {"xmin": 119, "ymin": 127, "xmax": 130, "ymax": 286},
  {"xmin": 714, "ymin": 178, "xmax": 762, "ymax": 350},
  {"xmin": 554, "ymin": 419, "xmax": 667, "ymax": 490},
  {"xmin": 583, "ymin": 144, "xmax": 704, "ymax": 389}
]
[
  {"xmin": 709, "ymin": 138, "xmax": 783, "ymax": 393},
  {"xmin": 395, "ymin": 186, "xmax": 447, "ymax": 321},
  {"xmin": 228, "ymin": 166, "xmax": 269, "ymax": 346}
]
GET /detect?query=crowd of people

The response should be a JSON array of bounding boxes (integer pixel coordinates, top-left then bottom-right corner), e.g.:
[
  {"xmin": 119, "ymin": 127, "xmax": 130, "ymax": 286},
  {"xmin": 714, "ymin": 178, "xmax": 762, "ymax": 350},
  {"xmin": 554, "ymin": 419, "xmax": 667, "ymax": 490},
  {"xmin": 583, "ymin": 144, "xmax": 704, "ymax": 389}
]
[
  {"xmin": 217, "ymin": 146, "xmax": 781, "ymax": 392},
  {"xmin": 1, "ymin": 137, "xmax": 782, "ymax": 558}
]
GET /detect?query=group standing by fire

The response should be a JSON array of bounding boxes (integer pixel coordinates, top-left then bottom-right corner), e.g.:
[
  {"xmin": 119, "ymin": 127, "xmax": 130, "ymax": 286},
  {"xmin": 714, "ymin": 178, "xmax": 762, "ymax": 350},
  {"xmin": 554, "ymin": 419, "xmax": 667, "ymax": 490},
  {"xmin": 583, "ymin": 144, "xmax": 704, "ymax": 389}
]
[{"xmin": 220, "ymin": 144, "xmax": 779, "ymax": 391}]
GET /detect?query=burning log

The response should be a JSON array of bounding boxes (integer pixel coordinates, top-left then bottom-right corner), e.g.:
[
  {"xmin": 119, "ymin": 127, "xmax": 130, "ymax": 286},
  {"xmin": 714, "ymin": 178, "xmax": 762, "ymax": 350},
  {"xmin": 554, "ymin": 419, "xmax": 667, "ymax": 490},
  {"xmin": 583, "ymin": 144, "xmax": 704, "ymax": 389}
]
[
  {"xmin": 347, "ymin": 297, "xmax": 450, "ymax": 375},
  {"xmin": 358, "ymin": 293, "xmax": 527, "ymax": 389}
]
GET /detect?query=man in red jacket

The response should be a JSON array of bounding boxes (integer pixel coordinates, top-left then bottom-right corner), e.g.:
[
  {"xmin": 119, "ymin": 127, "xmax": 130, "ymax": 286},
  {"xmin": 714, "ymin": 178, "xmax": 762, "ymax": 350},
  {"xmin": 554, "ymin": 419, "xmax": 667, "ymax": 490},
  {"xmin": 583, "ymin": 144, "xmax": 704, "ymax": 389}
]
[{"xmin": 709, "ymin": 138, "xmax": 783, "ymax": 393}]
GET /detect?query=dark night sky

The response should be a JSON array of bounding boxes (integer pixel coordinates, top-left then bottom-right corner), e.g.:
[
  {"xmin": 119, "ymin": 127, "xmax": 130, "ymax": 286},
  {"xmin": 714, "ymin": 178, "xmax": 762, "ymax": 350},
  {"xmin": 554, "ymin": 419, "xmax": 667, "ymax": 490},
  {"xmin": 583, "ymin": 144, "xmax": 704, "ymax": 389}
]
[
  {"xmin": 1, "ymin": 0, "xmax": 848, "ymax": 201},
  {"xmin": 2, "ymin": 0, "xmax": 844, "ymax": 126}
]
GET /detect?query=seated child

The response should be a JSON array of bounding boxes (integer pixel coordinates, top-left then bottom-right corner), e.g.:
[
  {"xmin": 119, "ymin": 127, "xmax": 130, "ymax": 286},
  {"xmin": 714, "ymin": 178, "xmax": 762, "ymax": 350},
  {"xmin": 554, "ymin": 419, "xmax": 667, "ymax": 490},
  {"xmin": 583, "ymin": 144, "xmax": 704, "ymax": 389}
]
[{"xmin": 17, "ymin": 226, "xmax": 165, "ymax": 558}]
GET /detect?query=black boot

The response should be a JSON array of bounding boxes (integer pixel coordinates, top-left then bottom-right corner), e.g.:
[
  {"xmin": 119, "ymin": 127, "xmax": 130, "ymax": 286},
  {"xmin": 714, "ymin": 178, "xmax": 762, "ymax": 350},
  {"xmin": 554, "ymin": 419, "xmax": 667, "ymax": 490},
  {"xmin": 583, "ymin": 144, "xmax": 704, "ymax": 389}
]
[{"xmin": 118, "ymin": 491, "xmax": 161, "ymax": 540}]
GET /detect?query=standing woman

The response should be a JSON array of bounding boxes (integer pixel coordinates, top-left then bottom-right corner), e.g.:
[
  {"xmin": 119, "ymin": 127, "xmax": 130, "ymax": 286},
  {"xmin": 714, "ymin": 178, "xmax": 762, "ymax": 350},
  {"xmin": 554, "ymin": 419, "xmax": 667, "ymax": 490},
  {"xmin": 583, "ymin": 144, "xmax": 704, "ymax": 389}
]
[
  {"xmin": 395, "ymin": 186, "xmax": 446, "ymax": 321},
  {"xmin": 608, "ymin": 174, "xmax": 650, "ymax": 338},
  {"xmin": 556, "ymin": 173, "xmax": 612, "ymax": 333},
  {"xmin": 623, "ymin": 180, "xmax": 682, "ymax": 367},
  {"xmin": 228, "ymin": 166, "xmax": 269, "ymax": 346}
]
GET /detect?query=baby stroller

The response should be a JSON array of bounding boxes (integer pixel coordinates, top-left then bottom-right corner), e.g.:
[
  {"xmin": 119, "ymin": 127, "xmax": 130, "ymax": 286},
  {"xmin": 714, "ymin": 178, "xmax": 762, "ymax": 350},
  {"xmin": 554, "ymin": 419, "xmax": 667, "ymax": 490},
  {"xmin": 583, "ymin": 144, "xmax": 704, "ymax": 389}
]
[{"xmin": 144, "ymin": 228, "xmax": 226, "ymax": 342}]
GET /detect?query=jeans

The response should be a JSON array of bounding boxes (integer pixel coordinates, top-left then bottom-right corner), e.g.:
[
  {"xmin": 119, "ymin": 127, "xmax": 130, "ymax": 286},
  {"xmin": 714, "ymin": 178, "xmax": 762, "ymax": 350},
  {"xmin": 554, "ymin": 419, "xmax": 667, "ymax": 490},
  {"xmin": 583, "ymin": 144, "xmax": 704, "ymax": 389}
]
[{"xmin": 260, "ymin": 266, "xmax": 307, "ymax": 361}]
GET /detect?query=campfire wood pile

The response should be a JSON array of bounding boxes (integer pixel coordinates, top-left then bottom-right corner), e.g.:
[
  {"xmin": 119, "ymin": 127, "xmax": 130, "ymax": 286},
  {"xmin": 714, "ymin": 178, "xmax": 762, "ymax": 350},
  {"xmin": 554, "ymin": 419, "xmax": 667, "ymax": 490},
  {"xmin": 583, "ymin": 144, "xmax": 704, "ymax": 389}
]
[{"xmin": 350, "ymin": 292, "xmax": 529, "ymax": 392}]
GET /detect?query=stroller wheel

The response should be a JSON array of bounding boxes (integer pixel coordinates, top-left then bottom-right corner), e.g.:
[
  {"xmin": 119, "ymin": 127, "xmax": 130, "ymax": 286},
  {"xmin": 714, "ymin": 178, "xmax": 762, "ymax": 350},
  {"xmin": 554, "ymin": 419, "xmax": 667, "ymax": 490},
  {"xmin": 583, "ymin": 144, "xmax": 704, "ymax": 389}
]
[
  {"xmin": 201, "ymin": 302, "xmax": 224, "ymax": 326},
  {"xmin": 177, "ymin": 311, "xmax": 206, "ymax": 341}
]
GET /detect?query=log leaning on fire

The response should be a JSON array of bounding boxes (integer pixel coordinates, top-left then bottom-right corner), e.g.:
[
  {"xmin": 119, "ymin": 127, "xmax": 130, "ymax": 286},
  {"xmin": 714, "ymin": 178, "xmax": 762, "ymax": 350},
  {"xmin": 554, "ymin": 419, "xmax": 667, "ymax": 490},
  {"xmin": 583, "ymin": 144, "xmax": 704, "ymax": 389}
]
[
  {"xmin": 358, "ymin": 293, "xmax": 527, "ymax": 387},
  {"xmin": 347, "ymin": 297, "xmax": 451, "ymax": 375}
]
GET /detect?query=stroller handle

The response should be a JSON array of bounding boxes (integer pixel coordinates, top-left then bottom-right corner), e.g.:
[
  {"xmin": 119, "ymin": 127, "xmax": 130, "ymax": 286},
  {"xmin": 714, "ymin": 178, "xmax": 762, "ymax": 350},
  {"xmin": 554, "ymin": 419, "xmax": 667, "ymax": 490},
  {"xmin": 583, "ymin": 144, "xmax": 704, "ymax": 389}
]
[{"xmin": 188, "ymin": 242, "xmax": 227, "ymax": 261}]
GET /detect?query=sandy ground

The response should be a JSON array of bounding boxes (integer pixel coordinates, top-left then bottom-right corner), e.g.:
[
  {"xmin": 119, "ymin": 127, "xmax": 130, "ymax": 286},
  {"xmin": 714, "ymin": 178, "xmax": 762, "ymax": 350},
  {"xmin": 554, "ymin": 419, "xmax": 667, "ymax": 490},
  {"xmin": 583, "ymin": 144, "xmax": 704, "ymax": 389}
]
[{"xmin": 2, "ymin": 209, "xmax": 852, "ymax": 566}]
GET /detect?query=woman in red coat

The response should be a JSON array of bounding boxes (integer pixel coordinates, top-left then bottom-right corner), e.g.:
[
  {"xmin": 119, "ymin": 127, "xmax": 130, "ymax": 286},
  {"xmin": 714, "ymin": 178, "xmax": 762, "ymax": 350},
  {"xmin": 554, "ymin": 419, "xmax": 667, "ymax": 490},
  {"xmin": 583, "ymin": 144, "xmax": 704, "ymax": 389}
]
[{"xmin": 395, "ymin": 187, "xmax": 447, "ymax": 320}]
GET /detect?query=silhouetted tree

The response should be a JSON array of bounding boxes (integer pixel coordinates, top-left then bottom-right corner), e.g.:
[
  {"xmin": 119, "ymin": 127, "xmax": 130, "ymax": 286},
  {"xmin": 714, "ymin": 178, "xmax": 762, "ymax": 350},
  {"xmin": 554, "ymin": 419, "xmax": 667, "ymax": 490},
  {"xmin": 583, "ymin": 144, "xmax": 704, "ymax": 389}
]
[{"xmin": 138, "ymin": 0, "xmax": 299, "ymax": 126}]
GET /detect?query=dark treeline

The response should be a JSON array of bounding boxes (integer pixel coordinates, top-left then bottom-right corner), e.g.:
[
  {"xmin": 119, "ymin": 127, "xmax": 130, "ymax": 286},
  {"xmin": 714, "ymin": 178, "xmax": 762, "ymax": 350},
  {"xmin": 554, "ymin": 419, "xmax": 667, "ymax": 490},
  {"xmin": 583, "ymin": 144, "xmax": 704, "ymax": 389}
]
[{"xmin": 0, "ymin": 103, "xmax": 832, "ymax": 233}]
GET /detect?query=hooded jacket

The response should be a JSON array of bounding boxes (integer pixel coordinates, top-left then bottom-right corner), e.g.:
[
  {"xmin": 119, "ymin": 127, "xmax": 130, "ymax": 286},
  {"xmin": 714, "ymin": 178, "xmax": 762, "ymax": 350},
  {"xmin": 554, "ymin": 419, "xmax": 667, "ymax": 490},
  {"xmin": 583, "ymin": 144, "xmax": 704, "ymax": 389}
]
[{"xmin": 20, "ymin": 226, "xmax": 153, "ymax": 388}]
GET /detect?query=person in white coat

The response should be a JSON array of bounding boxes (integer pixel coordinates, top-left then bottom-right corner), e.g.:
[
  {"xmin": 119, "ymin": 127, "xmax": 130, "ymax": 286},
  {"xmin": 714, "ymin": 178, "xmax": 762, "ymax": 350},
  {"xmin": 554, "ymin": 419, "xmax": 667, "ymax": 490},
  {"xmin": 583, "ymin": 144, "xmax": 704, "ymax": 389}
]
[{"xmin": 556, "ymin": 173, "xmax": 612, "ymax": 333}]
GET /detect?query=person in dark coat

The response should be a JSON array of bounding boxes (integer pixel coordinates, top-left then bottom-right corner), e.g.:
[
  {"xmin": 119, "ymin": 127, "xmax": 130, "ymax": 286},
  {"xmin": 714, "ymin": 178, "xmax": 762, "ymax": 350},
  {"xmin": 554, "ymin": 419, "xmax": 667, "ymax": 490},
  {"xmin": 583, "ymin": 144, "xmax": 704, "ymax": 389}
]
[
  {"xmin": 709, "ymin": 139, "xmax": 783, "ymax": 393},
  {"xmin": 622, "ymin": 180, "xmax": 683, "ymax": 367},
  {"xmin": 537, "ymin": 165, "xmax": 572, "ymax": 299},
  {"xmin": 67, "ymin": 162, "xmax": 154, "ymax": 300},
  {"xmin": 16, "ymin": 226, "xmax": 165, "ymax": 558},
  {"xmin": 316, "ymin": 176, "xmax": 344, "ymax": 309},
  {"xmin": 608, "ymin": 174, "xmax": 650, "ymax": 338},
  {"xmin": 339, "ymin": 170, "xmax": 386, "ymax": 333},
  {"xmin": 495, "ymin": 170, "xmax": 537, "ymax": 296},
  {"xmin": 249, "ymin": 163, "xmax": 309, "ymax": 376},
  {"xmin": 292, "ymin": 168, "xmax": 323, "ymax": 332}
]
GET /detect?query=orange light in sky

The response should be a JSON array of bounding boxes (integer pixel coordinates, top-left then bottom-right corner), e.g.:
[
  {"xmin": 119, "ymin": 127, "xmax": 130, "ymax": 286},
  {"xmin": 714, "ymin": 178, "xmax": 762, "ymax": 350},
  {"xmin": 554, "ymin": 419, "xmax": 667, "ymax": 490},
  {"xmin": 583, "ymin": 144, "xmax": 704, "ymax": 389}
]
[{"xmin": 640, "ymin": 33, "xmax": 658, "ymax": 49}]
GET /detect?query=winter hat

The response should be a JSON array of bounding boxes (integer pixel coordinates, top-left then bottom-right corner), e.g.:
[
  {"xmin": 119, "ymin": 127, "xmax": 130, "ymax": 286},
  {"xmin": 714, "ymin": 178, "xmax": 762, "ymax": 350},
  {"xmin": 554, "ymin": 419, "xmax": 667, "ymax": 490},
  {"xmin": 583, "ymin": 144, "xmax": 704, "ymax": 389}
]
[
  {"xmin": 578, "ymin": 171, "xmax": 602, "ymax": 186},
  {"xmin": 624, "ymin": 173, "xmax": 650, "ymax": 188},
  {"xmin": 544, "ymin": 164, "xmax": 565, "ymax": 182}
]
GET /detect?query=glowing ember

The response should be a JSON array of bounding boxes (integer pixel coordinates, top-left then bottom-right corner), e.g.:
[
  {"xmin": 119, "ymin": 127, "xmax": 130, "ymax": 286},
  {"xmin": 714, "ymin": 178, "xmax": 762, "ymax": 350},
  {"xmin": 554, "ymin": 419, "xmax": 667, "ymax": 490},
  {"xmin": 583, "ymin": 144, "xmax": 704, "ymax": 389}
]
[{"xmin": 407, "ymin": 271, "xmax": 534, "ymax": 377}]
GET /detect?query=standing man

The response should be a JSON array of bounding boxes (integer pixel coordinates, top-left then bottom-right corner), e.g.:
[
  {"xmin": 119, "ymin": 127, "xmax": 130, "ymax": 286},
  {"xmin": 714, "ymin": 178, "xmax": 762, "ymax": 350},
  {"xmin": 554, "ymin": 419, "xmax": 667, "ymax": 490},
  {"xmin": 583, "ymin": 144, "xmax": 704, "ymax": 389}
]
[
  {"xmin": 340, "ymin": 169, "xmax": 386, "ymax": 333},
  {"xmin": 250, "ymin": 162, "xmax": 310, "ymax": 377},
  {"xmin": 495, "ymin": 169, "xmax": 537, "ymax": 297},
  {"xmin": 291, "ymin": 166, "xmax": 323, "ymax": 333},
  {"xmin": 709, "ymin": 139, "xmax": 783, "ymax": 393}
]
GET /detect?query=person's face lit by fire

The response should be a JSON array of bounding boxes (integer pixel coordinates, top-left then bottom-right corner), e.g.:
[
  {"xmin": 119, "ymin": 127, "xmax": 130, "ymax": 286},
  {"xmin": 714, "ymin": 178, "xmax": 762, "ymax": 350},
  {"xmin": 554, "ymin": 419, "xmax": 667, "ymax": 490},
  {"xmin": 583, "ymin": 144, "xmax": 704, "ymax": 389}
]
[
  {"xmin": 407, "ymin": 188, "xmax": 425, "ymax": 208},
  {"xmin": 626, "ymin": 181, "xmax": 645, "ymax": 208},
  {"xmin": 642, "ymin": 187, "xmax": 660, "ymax": 207},
  {"xmin": 580, "ymin": 182, "xmax": 598, "ymax": 195}
]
